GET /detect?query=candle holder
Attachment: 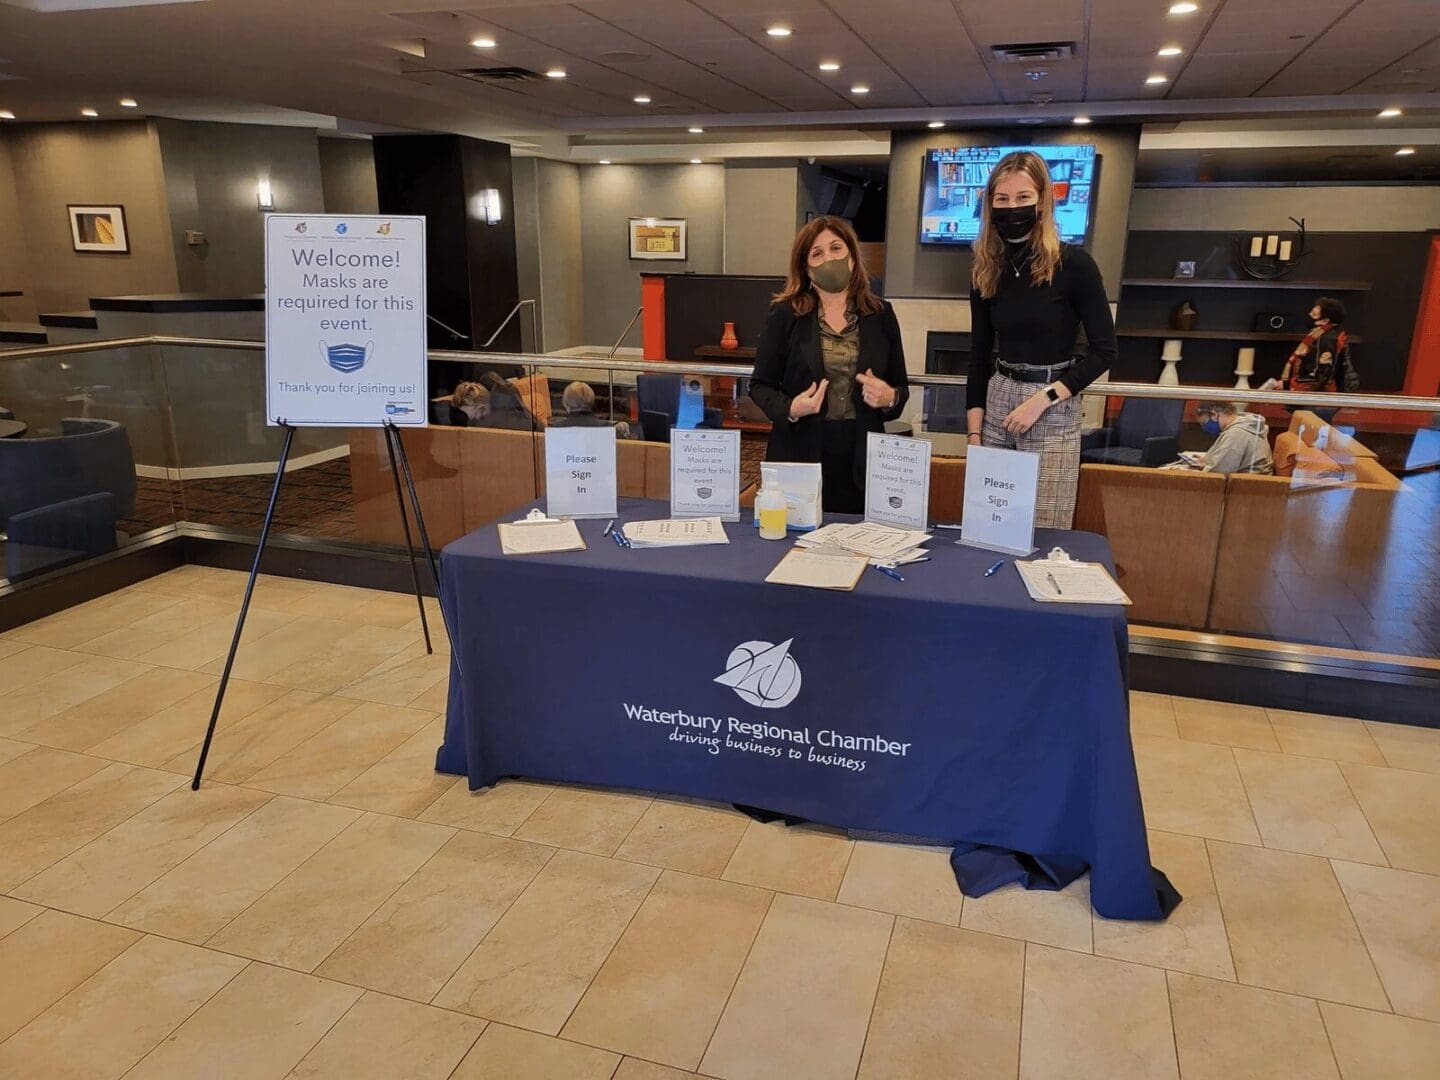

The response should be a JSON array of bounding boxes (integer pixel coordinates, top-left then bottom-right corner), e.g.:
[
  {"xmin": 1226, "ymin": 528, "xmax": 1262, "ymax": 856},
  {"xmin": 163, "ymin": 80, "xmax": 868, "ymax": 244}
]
[
  {"xmin": 1234, "ymin": 347, "xmax": 1256, "ymax": 390},
  {"xmin": 1159, "ymin": 339, "xmax": 1183, "ymax": 386}
]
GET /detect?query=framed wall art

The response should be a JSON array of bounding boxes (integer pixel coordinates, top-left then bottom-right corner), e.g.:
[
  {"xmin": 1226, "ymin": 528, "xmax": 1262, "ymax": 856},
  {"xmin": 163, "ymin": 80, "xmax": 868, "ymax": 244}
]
[
  {"xmin": 629, "ymin": 217, "xmax": 687, "ymax": 261},
  {"xmin": 68, "ymin": 205, "xmax": 130, "ymax": 253}
]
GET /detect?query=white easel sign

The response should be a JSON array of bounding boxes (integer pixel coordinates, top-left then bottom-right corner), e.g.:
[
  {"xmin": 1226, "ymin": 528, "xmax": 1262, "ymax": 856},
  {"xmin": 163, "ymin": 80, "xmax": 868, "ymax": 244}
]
[
  {"xmin": 264, "ymin": 214, "xmax": 427, "ymax": 427},
  {"xmin": 546, "ymin": 425, "xmax": 617, "ymax": 519},
  {"xmin": 960, "ymin": 445, "xmax": 1039, "ymax": 556},
  {"xmin": 671, "ymin": 428, "xmax": 740, "ymax": 521},
  {"xmin": 865, "ymin": 432, "xmax": 932, "ymax": 531}
]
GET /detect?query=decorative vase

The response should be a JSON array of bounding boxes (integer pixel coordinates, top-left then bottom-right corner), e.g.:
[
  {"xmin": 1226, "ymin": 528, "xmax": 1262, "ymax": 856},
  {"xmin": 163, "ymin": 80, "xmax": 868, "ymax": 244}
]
[
  {"xmin": 1170, "ymin": 301, "xmax": 1198, "ymax": 332},
  {"xmin": 720, "ymin": 321, "xmax": 739, "ymax": 350},
  {"xmin": 1159, "ymin": 339, "xmax": 1183, "ymax": 386},
  {"xmin": 1234, "ymin": 347, "xmax": 1256, "ymax": 390}
]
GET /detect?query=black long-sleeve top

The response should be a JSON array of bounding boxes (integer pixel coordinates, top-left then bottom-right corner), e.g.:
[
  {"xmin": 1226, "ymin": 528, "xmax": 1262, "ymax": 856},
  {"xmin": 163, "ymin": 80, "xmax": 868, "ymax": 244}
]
[{"xmin": 966, "ymin": 242, "xmax": 1118, "ymax": 412}]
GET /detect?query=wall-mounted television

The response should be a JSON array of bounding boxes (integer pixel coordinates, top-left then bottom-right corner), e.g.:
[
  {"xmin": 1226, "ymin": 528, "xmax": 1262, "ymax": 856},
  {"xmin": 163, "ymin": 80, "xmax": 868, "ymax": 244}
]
[{"xmin": 919, "ymin": 144, "xmax": 1098, "ymax": 247}]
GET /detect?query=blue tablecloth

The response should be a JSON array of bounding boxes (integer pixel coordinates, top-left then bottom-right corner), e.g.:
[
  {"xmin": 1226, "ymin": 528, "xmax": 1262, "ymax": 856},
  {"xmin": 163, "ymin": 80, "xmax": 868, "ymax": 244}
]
[{"xmin": 436, "ymin": 499, "xmax": 1179, "ymax": 921}]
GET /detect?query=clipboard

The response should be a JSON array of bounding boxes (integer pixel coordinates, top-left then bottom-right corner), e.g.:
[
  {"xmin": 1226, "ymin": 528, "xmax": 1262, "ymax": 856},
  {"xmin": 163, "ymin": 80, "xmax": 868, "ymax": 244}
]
[{"xmin": 1015, "ymin": 547, "xmax": 1131, "ymax": 605}]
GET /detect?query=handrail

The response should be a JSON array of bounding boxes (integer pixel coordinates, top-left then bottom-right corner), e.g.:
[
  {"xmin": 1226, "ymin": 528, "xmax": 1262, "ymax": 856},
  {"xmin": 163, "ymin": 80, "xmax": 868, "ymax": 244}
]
[
  {"xmin": 478, "ymin": 298, "xmax": 538, "ymax": 349},
  {"xmin": 606, "ymin": 306, "xmax": 644, "ymax": 360},
  {"xmin": 4, "ymin": 334, "xmax": 1439, "ymax": 413}
]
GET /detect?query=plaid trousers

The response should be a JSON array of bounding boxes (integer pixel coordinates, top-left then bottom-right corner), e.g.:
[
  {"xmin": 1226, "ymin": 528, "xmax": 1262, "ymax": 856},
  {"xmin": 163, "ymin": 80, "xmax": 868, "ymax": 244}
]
[{"xmin": 981, "ymin": 372, "xmax": 1082, "ymax": 529}]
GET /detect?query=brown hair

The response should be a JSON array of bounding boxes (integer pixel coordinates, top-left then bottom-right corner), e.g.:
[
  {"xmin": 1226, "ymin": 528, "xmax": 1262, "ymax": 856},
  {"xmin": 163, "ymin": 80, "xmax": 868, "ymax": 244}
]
[
  {"xmin": 773, "ymin": 215, "xmax": 884, "ymax": 317},
  {"xmin": 970, "ymin": 150, "xmax": 1064, "ymax": 300}
]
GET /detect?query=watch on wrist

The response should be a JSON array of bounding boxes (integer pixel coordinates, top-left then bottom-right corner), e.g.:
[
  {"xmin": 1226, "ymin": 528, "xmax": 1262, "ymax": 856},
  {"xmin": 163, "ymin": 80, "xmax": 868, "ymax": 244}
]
[{"xmin": 1044, "ymin": 385, "xmax": 1061, "ymax": 404}]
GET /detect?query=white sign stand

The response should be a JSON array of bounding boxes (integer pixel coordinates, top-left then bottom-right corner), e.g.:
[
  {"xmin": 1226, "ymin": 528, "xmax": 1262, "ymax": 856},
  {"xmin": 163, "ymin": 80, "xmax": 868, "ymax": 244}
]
[
  {"xmin": 671, "ymin": 429, "xmax": 740, "ymax": 521},
  {"xmin": 546, "ymin": 426, "xmax": 618, "ymax": 519},
  {"xmin": 959, "ymin": 445, "xmax": 1040, "ymax": 555},
  {"xmin": 865, "ymin": 432, "xmax": 932, "ymax": 531},
  {"xmin": 264, "ymin": 214, "xmax": 427, "ymax": 427}
]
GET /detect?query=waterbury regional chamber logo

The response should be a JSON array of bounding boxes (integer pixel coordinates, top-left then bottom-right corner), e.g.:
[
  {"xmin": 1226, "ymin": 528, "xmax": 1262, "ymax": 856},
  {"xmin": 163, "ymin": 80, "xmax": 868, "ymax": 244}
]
[{"xmin": 714, "ymin": 638, "xmax": 802, "ymax": 709}]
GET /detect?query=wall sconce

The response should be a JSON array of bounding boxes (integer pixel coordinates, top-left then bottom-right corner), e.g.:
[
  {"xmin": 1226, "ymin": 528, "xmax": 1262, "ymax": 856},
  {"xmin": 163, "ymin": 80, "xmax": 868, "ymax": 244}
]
[
  {"xmin": 256, "ymin": 178, "xmax": 275, "ymax": 211},
  {"xmin": 475, "ymin": 188, "xmax": 502, "ymax": 225}
]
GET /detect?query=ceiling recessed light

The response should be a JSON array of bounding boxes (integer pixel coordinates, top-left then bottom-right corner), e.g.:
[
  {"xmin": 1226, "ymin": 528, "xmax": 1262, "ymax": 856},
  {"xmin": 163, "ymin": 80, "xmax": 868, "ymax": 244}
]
[
  {"xmin": 1157, "ymin": 45, "xmax": 1183, "ymax": 57},
  {"xmin": 1073, "ymin": 115, "xmax": 1092, "ymax": 125},
  {"xmin": 599, "ymin": 159, "xmax": 612, "ymax": 165},
  {"xmin": 1378, "ymin": 107, "xmax": 1402, "ymax": 118},
  {"xmin": 1145, "ymin": 74, "xmax": 1168, "ymax": 85},
  {"xmin": 119, "ymin": 97, "xmax": 138, "ymax": 108},
  {"xmin": 633, "ymin": 94, "xmax": 651, "ymax": 104},
  {"xmin": 851, "ymin": 84, "xmax": 870, "ymax": 94},
  {"xmin": 545, "ymin": 68, "xmax": 567, "ymax": 79},
  {"xmin": 470, "ymin": 36, "xmax": 496, "ymax": 48},
  {"xmin": 927, "ymin": 120, "xmax": 944, "ymax": 129},
  {"xmin": 0, "ymin": 110, "xmax": 13, "ymax": 120},
  {"xmin": 766, "ymin": 25, "xmax": 791, "ymax": 38},
  {"xmin": 688, "ymin": 126, "xmax": 704, "ymax": 134},
  {"xmin": 1396, "ymin": 147, "xmax": 1416, "ymax": 156},
  {"xmin": 690, "ymin": 158, "xmax": 703, "ymax": 164},
  {"xmin": 81, "ymin": 108, "xmax": 98, "ymax": 117},
  {"xmin": 1168, "ymin": 2, "xmax": 1198, "ymax": 13},
  {"xmin": 818, "ymin": 61, "xmax": 840, "ymax": 72}
]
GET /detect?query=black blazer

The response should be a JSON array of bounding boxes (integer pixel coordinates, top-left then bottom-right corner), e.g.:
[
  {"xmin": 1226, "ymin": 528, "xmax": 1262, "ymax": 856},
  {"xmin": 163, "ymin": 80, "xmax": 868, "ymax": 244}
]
[{"xmin": 749, "ymin": 301, "xmax": 910, "ymax": 484}]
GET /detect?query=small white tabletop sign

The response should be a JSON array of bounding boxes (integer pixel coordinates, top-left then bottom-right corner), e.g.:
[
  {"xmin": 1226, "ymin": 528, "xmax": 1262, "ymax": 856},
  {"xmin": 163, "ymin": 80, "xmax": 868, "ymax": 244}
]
[
  {"xmin": 545, "ymin": 426, "xmax": 617, "ymax": 519},
  {"xmin": 960, "ymin": 445, "xmax": 1040, "ymax": 556},
  {"xmin": 264, "ymin": 214, "xmax": 427, "ymax": 427},
  {"xmin": 865, "ymin": 432, "xmax": 932, "ymax": 532},
  {"xmin": 671, "ymin": 428, "xmax": 740, "ymax": 522}
]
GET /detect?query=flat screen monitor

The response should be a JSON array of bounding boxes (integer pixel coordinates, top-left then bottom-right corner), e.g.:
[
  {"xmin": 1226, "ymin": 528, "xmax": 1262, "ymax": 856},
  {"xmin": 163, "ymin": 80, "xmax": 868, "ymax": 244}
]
[{"xmin": 918, "ymin": 145, "xmax": 1098, "ymax": 246}]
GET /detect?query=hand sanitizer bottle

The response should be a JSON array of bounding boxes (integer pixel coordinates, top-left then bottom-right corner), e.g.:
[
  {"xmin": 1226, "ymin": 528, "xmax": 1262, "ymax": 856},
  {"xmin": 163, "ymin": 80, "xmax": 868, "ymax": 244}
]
[{"xmin": 756, "ymin": 466, "xmax": 787, "ymax": 540}]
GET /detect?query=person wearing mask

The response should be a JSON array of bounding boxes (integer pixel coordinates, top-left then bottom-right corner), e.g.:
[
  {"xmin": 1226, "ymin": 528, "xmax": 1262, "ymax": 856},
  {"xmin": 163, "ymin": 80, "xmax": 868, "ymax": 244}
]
[
  {"xmin": 1195, "ymin": 402, "xmax": 1274, "ymax": 475},
  {"xmin": 966, "ymin": 150, "xmax": 1118, "ymax": 529},
  {"xmin": 1272, "ymin": 297, "xmax": 1350, "ymax": 423},
  {"xmin": 750, "ymin": 215, "xmax": 909, "ymax": 514}
]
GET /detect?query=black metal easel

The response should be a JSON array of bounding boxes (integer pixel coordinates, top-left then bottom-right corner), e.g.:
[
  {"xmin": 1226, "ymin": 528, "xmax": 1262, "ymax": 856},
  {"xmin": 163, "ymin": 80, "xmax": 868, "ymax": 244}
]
[{"xmin": 191, "ymin": 418, "xmax": 447, "ymax": 790}]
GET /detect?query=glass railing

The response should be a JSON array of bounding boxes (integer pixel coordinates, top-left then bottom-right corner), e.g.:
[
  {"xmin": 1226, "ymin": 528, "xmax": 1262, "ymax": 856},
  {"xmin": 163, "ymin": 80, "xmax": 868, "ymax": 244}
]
[{"xmin": 3, "ymin": 335, "xmax": 1437, "ymax": 666}]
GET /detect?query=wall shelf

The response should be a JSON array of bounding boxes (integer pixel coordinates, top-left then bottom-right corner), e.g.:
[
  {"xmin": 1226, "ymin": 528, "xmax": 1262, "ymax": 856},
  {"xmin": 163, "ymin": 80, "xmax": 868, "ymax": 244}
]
[
  {"xmin": 1117, "ymin": 328, "xmax": 1363, "ymax": 344},
  {"xmin": 1121, "ymin": 278, "xmax": 1372, "ymax": 291}
]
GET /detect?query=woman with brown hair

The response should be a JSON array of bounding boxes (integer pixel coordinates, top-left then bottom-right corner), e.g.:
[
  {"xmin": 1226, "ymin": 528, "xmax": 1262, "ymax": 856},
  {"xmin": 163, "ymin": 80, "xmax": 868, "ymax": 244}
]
[
  {"xmin": 966, "ymin": 150, "xmax": 1117, "ymax": 528},
  {"xmin": 750, "ymin": 215, "xmax": 909, "ymax": 514}
]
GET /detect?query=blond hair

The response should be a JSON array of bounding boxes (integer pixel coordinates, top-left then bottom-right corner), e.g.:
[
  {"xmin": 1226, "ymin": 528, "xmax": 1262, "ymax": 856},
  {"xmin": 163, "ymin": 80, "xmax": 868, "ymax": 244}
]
[{"xmin": 970, "ymin": 150, "xmax": 1063, "ymax": 300}]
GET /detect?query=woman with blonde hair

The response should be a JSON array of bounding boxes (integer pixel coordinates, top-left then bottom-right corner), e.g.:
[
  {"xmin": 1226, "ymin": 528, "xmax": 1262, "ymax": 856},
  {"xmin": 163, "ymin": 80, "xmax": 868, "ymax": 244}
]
[
  {"xmin": 750, "ymin": 215, "xmax": 908, "ymax": 514},
  {"xmin": 965, "ymin": 150, "xmax": 1116, "ymax": 528}
]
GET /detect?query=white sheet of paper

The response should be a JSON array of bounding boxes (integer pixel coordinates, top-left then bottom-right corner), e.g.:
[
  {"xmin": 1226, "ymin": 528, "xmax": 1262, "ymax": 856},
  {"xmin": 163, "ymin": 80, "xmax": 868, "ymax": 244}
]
[
  {"xmin": 865, "ymin": 432, "xmax": 931, "ymax": 531},
  {"xmin": 498, "ymin": 519, "xmax": 586, "ymax": 556},
  {"xmin": 671, "ymin": 429, "xmax": 740, "ymax": 521},
  {"xmin": 797, "ymin": 521, "xmax": 930, "ymax": 561},
  {"xmin": 1015, "ymin": 560, "xmax": 1130, "ymax": 604},
  {"xmin": 960, "ymin": 445, "xmax": 1040, "ymax": 556},
  {"xmin": 545, "ymin": 425, "xmax": 617, "ymax": 519},
  {"xmin": 623, "ymin": 517, "xmax": 729, "ymax": 547},
  {"xmin": 765, "ymin": 549, "xmax": 868, "ymax": 591}
]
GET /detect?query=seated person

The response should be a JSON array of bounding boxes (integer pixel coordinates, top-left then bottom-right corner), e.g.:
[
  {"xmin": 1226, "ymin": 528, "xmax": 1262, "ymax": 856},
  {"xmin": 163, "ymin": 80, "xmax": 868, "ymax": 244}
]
[
  {"xmin": 551, "ymin": 380, "xmax": 631, "ymax": 437},
  {"xmin": 450, "ymin": 381, "xmax": 490, "ymax": 424},
  {"xmin": 475, "ymin": 372, "xmax": 540, "ymax": 431},
  {"xmin": 1195, "ymin": 402, "xmax": 1274, "ymax": 475}
]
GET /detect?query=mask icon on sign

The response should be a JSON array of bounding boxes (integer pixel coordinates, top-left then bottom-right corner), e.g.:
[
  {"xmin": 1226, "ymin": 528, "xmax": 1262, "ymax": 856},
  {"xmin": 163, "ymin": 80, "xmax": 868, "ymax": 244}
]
[
  {"xmin": 321, "ymin": 340, "xmax": 371, "ymax": 374},
  {"xmin": 696, "ymin": 487, "xmax": 713, "ymax": 500},
  {"xmin": 888, "ymin": 495, "xmax": 904, "ymax": 509}
]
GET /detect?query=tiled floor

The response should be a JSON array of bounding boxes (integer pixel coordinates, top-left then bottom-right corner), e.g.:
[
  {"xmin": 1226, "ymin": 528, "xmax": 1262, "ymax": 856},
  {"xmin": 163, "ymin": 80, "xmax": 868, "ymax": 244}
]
[{"xmin": 0, "ymin": 569, "xmax": 1438, "ymax": 1079}]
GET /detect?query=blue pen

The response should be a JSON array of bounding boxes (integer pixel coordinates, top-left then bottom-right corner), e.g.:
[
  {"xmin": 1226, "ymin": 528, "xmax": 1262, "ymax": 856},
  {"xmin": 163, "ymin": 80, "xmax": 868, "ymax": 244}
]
[
  {"xmin": 984, "ymin": 559, "xmax": 1005, "ymax": 577},
  {"xmin": 874, "ymin": 564, "xmax": 905, "ymax": 583},
  {"xmin": 612, "ymin": 528, "xmax": 629, "ymax": 549}
]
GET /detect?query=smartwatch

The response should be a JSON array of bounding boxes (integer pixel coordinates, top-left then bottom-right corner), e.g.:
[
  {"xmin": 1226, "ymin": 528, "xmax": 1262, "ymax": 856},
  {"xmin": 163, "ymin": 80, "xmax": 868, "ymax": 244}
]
[{"xmin": 1044, "ymin": 385, "xmax": 1061, "ymax": 404}]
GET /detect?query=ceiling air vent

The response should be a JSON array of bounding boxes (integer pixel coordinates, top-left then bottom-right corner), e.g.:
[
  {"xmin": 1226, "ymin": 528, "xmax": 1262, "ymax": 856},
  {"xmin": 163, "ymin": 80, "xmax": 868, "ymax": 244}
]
[
  {"xmin": 991, "ymin": 42, "xmax": 1077, "ymax": 64},
  {"xmin": 457, "ymin": 66, "xmax": 543, "ymax": 83}
]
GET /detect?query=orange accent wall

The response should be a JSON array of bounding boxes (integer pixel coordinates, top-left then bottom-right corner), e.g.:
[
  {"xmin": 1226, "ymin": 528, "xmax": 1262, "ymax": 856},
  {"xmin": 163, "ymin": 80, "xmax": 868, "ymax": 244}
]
[
  {"xmin": 1402, "ymin": 235, "xmax": 1440, "ymax": 398},
  {"xmin": 641, "ymin": 275, "xmax": 666, "ymax": 361}
]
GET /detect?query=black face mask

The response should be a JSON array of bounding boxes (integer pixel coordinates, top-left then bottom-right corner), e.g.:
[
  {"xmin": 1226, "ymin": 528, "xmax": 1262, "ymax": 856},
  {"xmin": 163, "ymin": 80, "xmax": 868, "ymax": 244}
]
[{"xmin": 991, "ymin": 204, "xmax": 1037, "ymax": 243}]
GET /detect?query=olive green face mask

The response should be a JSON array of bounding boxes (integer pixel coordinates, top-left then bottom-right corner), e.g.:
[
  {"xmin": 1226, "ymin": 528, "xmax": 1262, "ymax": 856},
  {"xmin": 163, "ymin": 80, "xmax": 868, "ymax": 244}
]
[{"xmin": 810, "ymin": 256, "xmax": 852, "ymax": 294}]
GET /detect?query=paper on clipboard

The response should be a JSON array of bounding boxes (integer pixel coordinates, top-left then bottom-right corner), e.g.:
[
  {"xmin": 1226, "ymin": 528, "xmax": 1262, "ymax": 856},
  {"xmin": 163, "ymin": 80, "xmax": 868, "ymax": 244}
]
[
  {"xmin": 1015, "ymin": 548, "xmax": 1130, "ymax": 605},
  {"xmin": 498, "ymin": 513, "xmax": 586, "ymax": 556}
]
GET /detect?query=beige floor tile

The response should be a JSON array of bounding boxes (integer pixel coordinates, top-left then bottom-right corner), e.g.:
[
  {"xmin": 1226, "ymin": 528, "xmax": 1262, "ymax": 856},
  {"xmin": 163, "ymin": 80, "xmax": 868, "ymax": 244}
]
[
  {"xmin": 409, "ymin": 677, "xmax": 450, "ymax": 713},
  {"xmin": 0, "ymin": 744, "xmax": 109, "ymax": 819},
  {"xmin": 0, "ymin": 639, "xmax": 30, "ymax": 660},
  {"xmin": 0, "ymin": 643, "xmax": 88, "ymax": 693},
  {"xmin": 194, "ymin": 614, "xmax": 353, "ymax": 682},
  {"xmin": 111, "ymin": 796, "xmax": 360, "ymax": 943},
  {"xmin": 268, "ymin": 582, "xmax": 380, "ymax": 621},
  {"xmin": 208, "ymin": 812, "xmax": 453, "ymax": 972},
  {"xmin": 328, "ymin": 717, "xmax": 454, "ymax": 818},
  {"xmin": 14, "ymin": 782, "xmax": 270, "ymax": 917},
  {"xmin": 1208, "ymin": 840, "xmax": 1387, "ymax": 1008},
  {"xmin": 126, "ymin": 962, "xmax": 361, "ymax": 1080},
  {"xmin": 960, "ymin": 876, "xmax": 1093, "ymax": 952},
  {"xmin": 0, "ymin": 762, "xmax": 184, "ymax": 891},
  {"xmin": 134, "ymin": 606, "xmax": 298, "ymax": 670},
  {"xmin": 1133, "ymin": 734, "xmax": 1261, "ymax": 844},
  {"xmin": 25, "ymin": 666, "xmax": 215, "ymax": 752},
  {"xmin": 0, "ymin": 934, "xmax": 247, "ymax": 1080},
  {"xmin": 564, "ymin": 870, "xmax": 772, "ymax": 1070},
  {"xmin": 89, "ymin": 677, "xmax": 285, "ymax": 770},
  {"xmin": 288, "ymin": 990, "xmax": 486, "ymax": 1080},
  {"xmin": 246, "ymin": 574, "xmax": 328, "ymax": 614},
  {"xmin": 1168, "ymin": 972, "xmax": 1339, "ymax": 1080},
  {"xmin": 1320, "ymin": 1002, "xmax": 1440, "ymax": 1080},
  {"xmin": 700, "ymin": 893, "xmax": 892, "ymax": 1080},
  {"xmin": 0, "ymin": 734, "xmax": 32, "ymax": 766},
  {"xmin": 0, "ymin": 895, "xmax": 44, "ymax": 939},
  {"xmin": 434, "ymin": 849, "xmax": 659, "ymax": 1033},
  {"xmin": 1268, "ymin": 709, "xmax": 1386, "ymax": 765},
  {"xmin": 168, "ymin": 689, "xmax": 361, "ymax": 785},
  {"xmin": 721, "ymin": 819, "xmax": 854, "ymax": 901},
  {"xmin": 513, "ymin": 785, "xmax": 654, "ymax": 856},
  {"xmin": 451, "ymin": 1023, "xmax": 620, "ymax": 1080},
  {"xmin": 317, "ymin": 830, "xmax": 554, "ymax": 1002},
  {"xmin": 352, "ymin": 589, "xmax": 443, "ymax": 629},
  {"xmin": 857, "ymin": 919, "xmax": 1023, "ymax": 1080},
  {"xmin": 1364, "ymin": 719, "xmax": 1440, "ymax": 775},
  {"xmin": 336, "ymin": 640, "xmax": 451, "ymax": 706},
  {"xmin": 1019, "ymin": 945, "xmax": 1178, "ymax": 1080},
  {"xmin": 264, "ymin": 623, "xmax": 422, "ymax": 695},
  {"xmin": 1131, "ymin": 691, "xmax": 1178, "ymax": 738},
  {"xmin": 0, "ymin": 910, "xmax": 140, "ymax": 1042},
  {"xmin": 0, "ymin": 656, "xmax": 151, "ymax": 738},
  {"xmin": 246, "ymin": 700, "xmax": 433, "ymax": 800},
  {"xmin": 836, "ymin": 841, "xmax": 963, "ymax": 926},
  {"xmin": 130, "ymin": 565, "xmax": 243, "ymax": 598},
  {"xmin": 1341, "ymin": 762, "xmax": 1440, "ymax": 875},
  {"xmin": 1174, "ymin": 697, "xmax": 1278, "ymax": 751},
  {"xmin": 1093, "ymin": 829, "xmax": 1236, "ymax": 980},
  {"xmin": 9, "ymin": 590, "xmax": 185, "ymax": 649},
  {"xmin": 421, "ymin": 778, "xmax": 554, "ymax": 836},
  {"xmin": 73, "ymin": 597, "xmax": 231, "ymax": 661},
  {"xmin": 1331, "ymin": 860, "xmax": 1440, "ymax": 1021},
  {"xmin": 1235, "ymin": 749, "xmax": 1386, "ymax": 864},
  {"xmin": 614, "ymin": 797, "xmax": 750, "ymax": 878},
  {"xmin": 615, "ymin": 1060, "xmax": 699, "ymax": 1080}
]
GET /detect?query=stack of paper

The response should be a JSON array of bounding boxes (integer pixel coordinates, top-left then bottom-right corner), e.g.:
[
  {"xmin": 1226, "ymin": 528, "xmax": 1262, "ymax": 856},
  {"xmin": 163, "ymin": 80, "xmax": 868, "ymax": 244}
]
[
  {"xmin": 499, "ymin": 518, "xmax": 586, "ymax": 556},
  {"xmin": 795, "ymin": 521, "xmax": 931, "ymax": 566},
  {"xmin": 1015, "ymin": 559, "xmax": 1131, "ymax": 605},
  {"xmin": 622, "ymin": 516, "xmax": 730, "ymax": 548},
  {"xmin": 766, "ymin": 548, "xmax": 869, "ymax": 591}
]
